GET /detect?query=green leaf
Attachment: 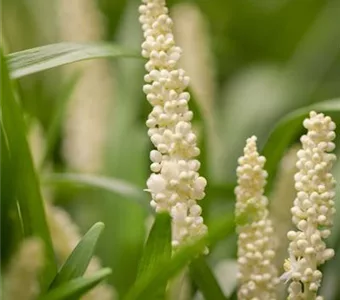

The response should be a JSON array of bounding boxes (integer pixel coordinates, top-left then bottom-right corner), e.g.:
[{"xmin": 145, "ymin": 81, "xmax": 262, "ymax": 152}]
[
  {"xmin": 190, "ymin": 256, "xmax": 227, "ymax": 300},
  {"xmin": 40, "ymin": 268, "xmax": 112, "ymax": 300},
  {"xmin": 7, "ymin": 42, "xmax": 141, "ymax": 79},
  {"xmin": 102, "ymin": 2, "xmax": 149, "ymax": 293},
  {"xmin": 40, "ymin": 73, "xmax": 81, "ymax": 169},
  {"xmin": 125, "ymin": 214, "xmax": 234, "ymax": 300},
  {"xmin": 0, "ymin": 50, "xmax": 57, "ymax": 288},
  {"xmin": 206, "ymin": 183, "xmax": 235, "ymax": 202},
  {"xmin": 0, "ymin": 124, "xmax": 16, "ymax": 273},
  {"xmin": 49, "ymin": 222, "xmax": 105, "ymax": 289},
  {"xmin": 42, "ymin": 173, "xmax": 150, "ymax": 211},
  {"xmin": 135, "ymin": 213, "xmax": 171, "ymax": 299},
  {"xmin": 262, "ymin": 98, "xmax": 340, "ymax": 189}
]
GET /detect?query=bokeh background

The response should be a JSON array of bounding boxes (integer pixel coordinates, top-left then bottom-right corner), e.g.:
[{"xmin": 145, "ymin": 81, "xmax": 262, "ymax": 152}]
[{"xmin": 2, "ymin": 0, "xmax": 340, "ymax": 298}]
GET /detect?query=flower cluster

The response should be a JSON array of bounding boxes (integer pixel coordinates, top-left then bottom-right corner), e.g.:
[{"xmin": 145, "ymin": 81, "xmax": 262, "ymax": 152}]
[
  {"xmin": 3, "ymin": 238, "xmax": 44, "ymax": 300},
  {"xmin": 235, "ymin": 136, "xmax": 278, "ymax": 300},
  {"xmin": 139, "ymin": 0, "xmax": 207, "ymax": 249},
  {"xmin": 60, "ymin": 0, "xmax": 113, "ymax": 173},
  {"xmin": 282, "ymin": 111, "xmax": 336, "ymax": 299}
]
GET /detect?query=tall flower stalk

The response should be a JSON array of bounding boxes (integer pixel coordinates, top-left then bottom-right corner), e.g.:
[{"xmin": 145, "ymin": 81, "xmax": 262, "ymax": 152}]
[
  {"xmin": 60, "ymin": 0, "xmax": 114, "ymax": 173},
  {"xmin": 235, "ymin": 136, "xmax": 278, "ymax": 300},
  {"xmin": 282, "ymin": 111, "xmax": 336, "ymax": 300},
  {"xmin": 139, "ymin": 0, "xmax": 207, "ymax": 249}
]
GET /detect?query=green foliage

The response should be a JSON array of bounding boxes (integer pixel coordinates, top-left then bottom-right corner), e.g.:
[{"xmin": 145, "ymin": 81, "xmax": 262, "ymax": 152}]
[
  {"xmin": 135, "ymin": 213, "xmax": 172, "ymax": 299},
  {"xmin": 125, "ymin": 214, "xmax": 234, "ymax": 300},
  {"xmin": 40, "ymin": 268, "xmax": 112, "ymax": 300},
  {"xmin": 0, "ymin": 125, "xmax": 22, "ymax": 266},
  {"xmin": 42, "ymin": 173, "xmax": 149, "ymax": 210},
  {"xmin": 41, "ymin": 73, "xmax": 81, "ymax": 169},
  {"xmin": 0, "ymin": 50, "xmax": 57, "ymax": 289},
  {"xmin": 7, "ymin": 42, "xmax": 141, "ymax": 78},
  {"xmin": 190, "ymin": 256, "xmax": 228, "ymax": 300},
  {"xmin": 49, "ymin": 222, "xmax": 105, "ymax": 289},
  {"xmin": 2, "ymin": 0, "xmax": 340, "ymax": 298}
]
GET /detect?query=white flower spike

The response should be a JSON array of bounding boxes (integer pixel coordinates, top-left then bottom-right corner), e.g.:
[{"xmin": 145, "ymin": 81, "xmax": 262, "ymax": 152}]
[
  {"xmin": 139, "ymin": 0, "xmax": 207, "ymax": 249},
  {"xmin": 282, "ymin": 111, "xmax": 336, "ymax": 300},
  {"xmin": 235, "ymin": 136, "xmax": 279, "ymax": 300}
]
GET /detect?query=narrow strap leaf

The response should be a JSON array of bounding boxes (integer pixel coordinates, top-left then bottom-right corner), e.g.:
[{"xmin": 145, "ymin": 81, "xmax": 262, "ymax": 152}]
[
  {"xmin": 42, "ymin": 173, "xmax": 150, "ymax": 211},
  {"xmin": 49, "ymin": 222, "xmax": 105, "ymax": 289},
  {"xmin": 40, "ymin": 268, "xmax": 112, "ymax": 300},
  {"xmin": 0, "ymin": 49, "xmax": 57, "ymax": 289},
  {"xmin": 40, "ymin": 73, "xmax": 81, "ymax": 169},
  {"xmin": 190, "ymin": 256, "xmax": 228, "ymax": 300},
  {"xmin": 7, "ymin": 42, "xmax": 141, "ymax": 78},
  {"xmin": 125, "ymin": 214, "xmax": 234, "ymax": 300},
  {"xmin": 135, "ymin": 213, "xmax": 172, "ymax": 299}
]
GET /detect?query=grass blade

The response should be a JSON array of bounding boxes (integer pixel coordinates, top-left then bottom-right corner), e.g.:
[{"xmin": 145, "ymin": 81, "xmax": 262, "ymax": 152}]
[
  {"xmin": 42, "ymin": 173, "xmax": 149, "ymax": 210},
  {"xmin": 7, "ymin": 42, "xmax": 141, "ymax": 78},
  {"xmin": 40, "ymin": 268, "xmax": 112, "ymax": 300},
  {"xmin": 125, "ymin": 214, "xmax": 234, "ymax": 300},
  {"xmin": 0, "ymin": 50, "xmax": 57, "ymax": 288},
  {"xmin": 135, "ymin": 213, "xmax": 171, "ymax": 299},
  {"xmin": 190, "ymin": 256, "xmax": 227, "ymax": 300},
  {"xmin": 49, "ymin": 222, "xmax": 105, "ymax": 289},
  {"xmin": 0, "ymin": 123, "xmax": 16, "ymax": 273},
  {"xmin": 40, "ymin": 73, "xmax": 81, "ymax": 169}
]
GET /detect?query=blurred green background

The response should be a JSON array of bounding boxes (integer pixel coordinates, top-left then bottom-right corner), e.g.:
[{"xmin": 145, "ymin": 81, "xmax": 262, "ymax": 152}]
[{"xmin": 2, "ymin": 0, "xmax": 340, "ymax": 298}]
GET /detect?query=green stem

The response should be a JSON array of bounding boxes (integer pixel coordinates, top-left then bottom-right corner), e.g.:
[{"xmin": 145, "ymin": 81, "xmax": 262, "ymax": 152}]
[{"xmin": 304, "ymin": 284, "xmax": 316, "ymax": 300}]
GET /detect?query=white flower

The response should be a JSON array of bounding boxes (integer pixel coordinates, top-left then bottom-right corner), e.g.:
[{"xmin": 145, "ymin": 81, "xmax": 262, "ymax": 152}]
[
  {"xmin": 235, "ymin": 136, "xmax": 279, "ymax": 300},
  {"xmin": 139, "ymin": 0, "xmax": 207, "ymax": 249},
  {"xmin": 280, "ymin": 254, "xmax": 302, "ymax": 283},
  {"xmin": 283, "ymin": 111, "xmax": 336, "ymax": 300}
]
